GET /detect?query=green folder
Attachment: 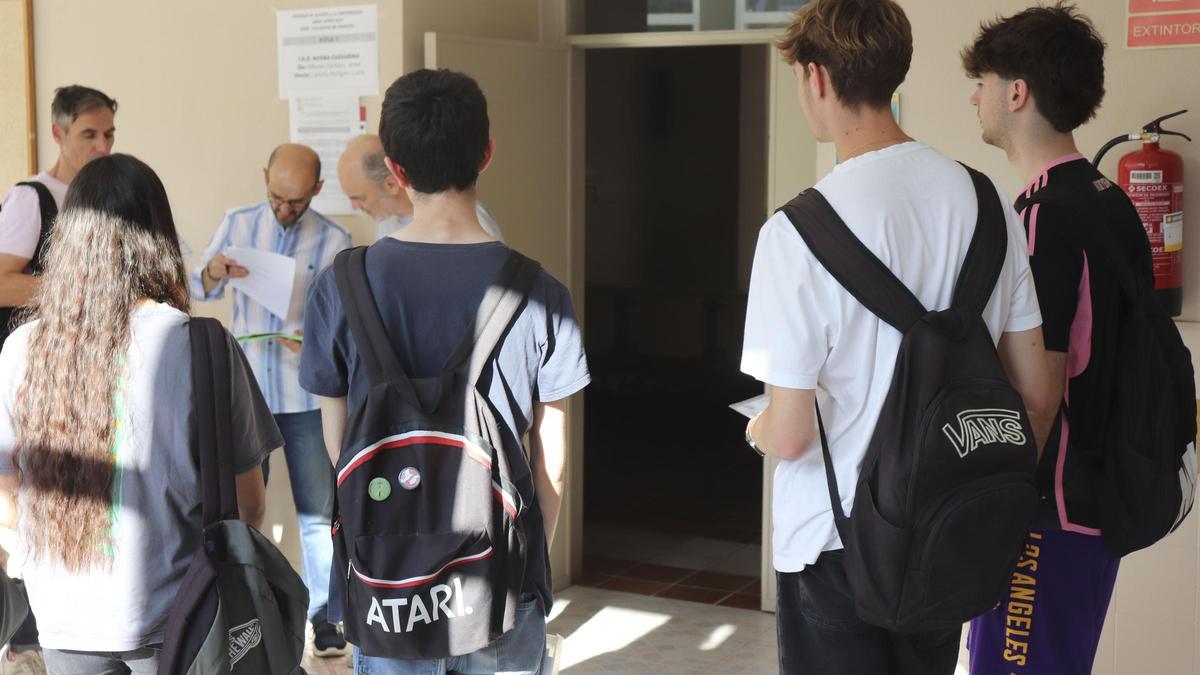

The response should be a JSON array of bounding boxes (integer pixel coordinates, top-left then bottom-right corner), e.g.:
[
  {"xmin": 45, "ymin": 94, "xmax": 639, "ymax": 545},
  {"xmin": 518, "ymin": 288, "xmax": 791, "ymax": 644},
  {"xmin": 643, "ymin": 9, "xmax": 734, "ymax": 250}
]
[{"xmin": 237, "ymin": 332, "xmax": 303, "ymax": 343}]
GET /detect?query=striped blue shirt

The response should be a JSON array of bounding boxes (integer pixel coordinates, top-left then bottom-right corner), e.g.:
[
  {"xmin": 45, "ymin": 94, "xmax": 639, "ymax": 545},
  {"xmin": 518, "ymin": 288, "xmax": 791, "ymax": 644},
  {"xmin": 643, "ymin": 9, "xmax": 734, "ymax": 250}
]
[{"xmin": 191, "ymin": 202, "xmax": 351, "ymax": 414}]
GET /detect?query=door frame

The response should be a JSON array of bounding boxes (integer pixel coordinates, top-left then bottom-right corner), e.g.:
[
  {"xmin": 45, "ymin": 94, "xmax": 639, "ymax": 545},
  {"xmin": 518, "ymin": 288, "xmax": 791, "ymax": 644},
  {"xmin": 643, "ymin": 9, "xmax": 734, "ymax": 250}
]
[{"xmin": 566, "ymin": 29, "xmax": 802, "ymax": 611}]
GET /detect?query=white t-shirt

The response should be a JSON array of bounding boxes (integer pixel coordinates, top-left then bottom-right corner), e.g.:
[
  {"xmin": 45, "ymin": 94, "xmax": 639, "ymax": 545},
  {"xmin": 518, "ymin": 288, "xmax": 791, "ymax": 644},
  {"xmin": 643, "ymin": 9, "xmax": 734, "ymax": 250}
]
[
  {"xmin": 0, "ymin": 173, "xmax": 69, "ymax": 263},
  {"xmin": 741, "ymin": 141, "xmax": 1042, "ymax": 572},
  {"xmin": 376, "ymin": 202, "xmax": 505, "ymax": 242},
  {"xmin": 0, "ymin": 303, "xmax": 281, "ymax": 650}
]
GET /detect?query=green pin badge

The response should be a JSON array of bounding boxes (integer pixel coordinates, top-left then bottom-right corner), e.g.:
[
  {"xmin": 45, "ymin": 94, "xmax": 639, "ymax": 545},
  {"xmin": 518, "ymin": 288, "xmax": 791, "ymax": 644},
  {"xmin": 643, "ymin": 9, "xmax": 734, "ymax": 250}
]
[{"xmin": 368, "ymin": 477, "xmax": 392, "ymax": 501}]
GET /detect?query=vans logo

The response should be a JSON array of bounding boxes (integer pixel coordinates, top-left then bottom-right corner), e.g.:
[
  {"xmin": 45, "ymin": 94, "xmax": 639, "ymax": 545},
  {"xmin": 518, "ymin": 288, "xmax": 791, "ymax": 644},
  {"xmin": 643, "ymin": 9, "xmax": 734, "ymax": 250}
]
[
  {"xmin": 228, "ymin": 618, "xmax": 262, "ymax": 666},
  {"xmin": 942, "ymin": 409, "xmax": 1027, "ymax": 458},
  {"xmin": 366, "ymin": 576, "xmax": 473, "ymax": 634}
]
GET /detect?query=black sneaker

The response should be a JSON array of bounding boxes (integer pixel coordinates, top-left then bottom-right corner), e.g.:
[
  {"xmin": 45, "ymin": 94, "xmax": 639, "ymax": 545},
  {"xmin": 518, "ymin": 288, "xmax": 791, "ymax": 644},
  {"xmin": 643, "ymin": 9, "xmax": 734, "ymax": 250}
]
[{"xmin": 312, "ymin": 622, "xmax": 348, "ymax": 657}]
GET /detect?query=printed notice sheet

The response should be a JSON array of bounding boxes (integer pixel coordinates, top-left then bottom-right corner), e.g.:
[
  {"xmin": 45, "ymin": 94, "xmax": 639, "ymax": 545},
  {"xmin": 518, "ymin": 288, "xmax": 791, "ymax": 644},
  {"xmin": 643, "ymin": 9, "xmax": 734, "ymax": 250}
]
[
  {"xmin": 225, "ymin": 246, "xmax": 296, "ymax": 321},
  {"xmin": 277, "ymin": 4, "xmax": 379, "ymax": 99},
  {"xmin": 289, "ymin": 92, "xmax": 363, "ymax": 215}
]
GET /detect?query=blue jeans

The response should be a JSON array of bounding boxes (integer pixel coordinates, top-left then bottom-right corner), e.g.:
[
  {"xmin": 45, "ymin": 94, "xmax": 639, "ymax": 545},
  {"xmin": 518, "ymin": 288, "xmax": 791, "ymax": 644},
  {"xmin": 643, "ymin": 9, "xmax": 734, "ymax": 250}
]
[
  {"xmin": 272, "ymin": 410, "xmax": 335, "ymax": 623},
  {"xmin": 352, "ymin": 595, "xmax": 546, "ymax": 675}
]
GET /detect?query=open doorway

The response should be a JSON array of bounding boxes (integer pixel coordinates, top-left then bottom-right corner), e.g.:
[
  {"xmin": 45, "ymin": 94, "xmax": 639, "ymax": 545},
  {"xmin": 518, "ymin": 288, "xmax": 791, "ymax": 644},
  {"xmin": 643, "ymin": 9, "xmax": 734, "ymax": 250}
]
[{"xmin": 579, "ymin": 44, "xmax": 768, "ymax": 609}]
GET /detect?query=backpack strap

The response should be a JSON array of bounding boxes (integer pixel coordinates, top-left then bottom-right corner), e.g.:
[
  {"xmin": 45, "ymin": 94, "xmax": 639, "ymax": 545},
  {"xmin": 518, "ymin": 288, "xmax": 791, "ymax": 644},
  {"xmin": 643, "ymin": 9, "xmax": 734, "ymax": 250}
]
[
  {"xmin": 13, "ymin": 181, "xmax": 57, "ymax": 273},
  {"xmin": 950, "ymin": 164, "xmax": 1009, "ymax": 317},
  {"xmin": 1023, "ymin": 183, "xmax": 1143, "ymax": 301},
  {"xmin": 442, "ymin": 251, "xmax": 542, "ymax": 385},
  {"xmin": 779, "ymin": 190, "xmax": 926, "ymax": 334},
  {"xmin": 333, "ymin": 246, "xmax": 425, "ymax": 408},
  {"xmin": 189, "ymin": 317, "xmax": 240, "ymax": 525}
]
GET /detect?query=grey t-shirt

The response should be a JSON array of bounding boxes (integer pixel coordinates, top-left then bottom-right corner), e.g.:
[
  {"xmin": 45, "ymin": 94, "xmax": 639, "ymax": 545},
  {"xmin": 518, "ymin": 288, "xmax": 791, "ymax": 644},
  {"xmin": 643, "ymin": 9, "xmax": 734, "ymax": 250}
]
[{"xmin": 0, "ymin": 303, "xmax": 281, "ymax": 651}]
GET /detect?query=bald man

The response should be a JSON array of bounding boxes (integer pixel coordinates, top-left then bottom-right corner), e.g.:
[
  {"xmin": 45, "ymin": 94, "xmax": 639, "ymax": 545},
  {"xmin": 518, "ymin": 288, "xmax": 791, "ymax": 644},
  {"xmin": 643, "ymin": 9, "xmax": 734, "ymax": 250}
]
[
  {"xmin": 337, "ymin": 134, "xmax": 503, "ymax": 241},
  {"xmin": 190, "ymin": 143, "xmax": 351, "ymax": 657}
]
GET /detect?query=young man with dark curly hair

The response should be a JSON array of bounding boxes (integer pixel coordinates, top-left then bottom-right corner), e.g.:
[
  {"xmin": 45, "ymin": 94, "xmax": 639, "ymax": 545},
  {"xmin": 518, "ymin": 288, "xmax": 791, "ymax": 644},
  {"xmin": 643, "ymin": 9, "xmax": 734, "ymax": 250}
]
[{"xmin": 962, "ymin": 5, "xmax": 1153, "ymax": 673}]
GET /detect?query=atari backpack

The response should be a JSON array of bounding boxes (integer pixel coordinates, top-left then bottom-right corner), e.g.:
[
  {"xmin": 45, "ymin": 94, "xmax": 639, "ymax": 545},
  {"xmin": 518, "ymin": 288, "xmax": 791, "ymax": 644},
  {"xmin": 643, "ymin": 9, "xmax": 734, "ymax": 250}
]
[
  {"xmin": 778, "ymin": 164, "xmax": 1040, "ymax": 632},
  {"xmin": 331, "ymin": 246, "xmax": 538, "ymax": 658}
]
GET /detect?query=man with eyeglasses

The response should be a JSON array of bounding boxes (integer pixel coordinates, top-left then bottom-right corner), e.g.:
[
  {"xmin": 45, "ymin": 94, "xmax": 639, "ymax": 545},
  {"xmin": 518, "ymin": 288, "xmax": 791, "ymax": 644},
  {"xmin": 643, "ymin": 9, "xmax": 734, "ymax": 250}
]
[{"xmin": 190, "ymin": 142, "xmax": 351, "ymax": 657}]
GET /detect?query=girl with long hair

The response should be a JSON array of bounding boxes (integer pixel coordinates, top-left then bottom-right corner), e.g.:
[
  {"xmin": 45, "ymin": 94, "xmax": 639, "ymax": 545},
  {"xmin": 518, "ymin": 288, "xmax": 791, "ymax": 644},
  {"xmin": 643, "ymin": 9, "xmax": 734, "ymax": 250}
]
[{"xmin": 0, "ymin": 154, "xmax": 281, "ymax": 673}]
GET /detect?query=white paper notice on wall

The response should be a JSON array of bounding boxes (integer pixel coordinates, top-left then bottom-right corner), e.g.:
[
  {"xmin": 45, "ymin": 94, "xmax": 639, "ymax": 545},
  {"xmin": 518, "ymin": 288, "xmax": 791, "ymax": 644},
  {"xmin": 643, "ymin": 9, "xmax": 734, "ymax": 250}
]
[
  {"xmin": 277, "ymin": 4, "xmax": 379, "ymax": 99},
  {"xmin": 289, "ymin": 92, "xmax": 366, "ymax": 215}
]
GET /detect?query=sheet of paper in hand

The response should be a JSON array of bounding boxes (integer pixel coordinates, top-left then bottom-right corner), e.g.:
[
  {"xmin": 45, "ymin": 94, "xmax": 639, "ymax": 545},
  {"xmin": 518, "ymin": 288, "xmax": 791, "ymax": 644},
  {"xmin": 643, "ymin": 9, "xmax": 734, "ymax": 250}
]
[{"xmin": 224, "ymin": 246, "xmax": 296, "ymax": 320}]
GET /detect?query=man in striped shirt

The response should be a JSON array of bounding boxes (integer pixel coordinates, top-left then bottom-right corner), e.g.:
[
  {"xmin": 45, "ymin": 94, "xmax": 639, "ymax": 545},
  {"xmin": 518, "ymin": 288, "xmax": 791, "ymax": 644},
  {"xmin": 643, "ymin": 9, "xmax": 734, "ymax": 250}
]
[{"xmin": 191, "ymin": 143, "xmax": 351, "ymax": 656}]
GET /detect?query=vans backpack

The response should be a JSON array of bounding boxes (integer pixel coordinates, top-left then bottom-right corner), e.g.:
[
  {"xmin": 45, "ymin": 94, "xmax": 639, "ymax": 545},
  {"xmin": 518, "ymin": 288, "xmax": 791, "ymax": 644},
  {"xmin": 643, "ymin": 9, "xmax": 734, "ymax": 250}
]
[
  {"xmin": 778, "ymin": 164, "xmax": 1039, "ymax": 633},
  {"xmin": 331, "ymin": 246, "xmax": 537, "ymax": 659},
  {"xmin": 0, "ymin": 181, "xmax": 56, "ymax": 345},
  {"xmin": 1025, "ymin": 184, "xmax": 1197, "ymax": 557},
  {"xmin": 158, "ymin": 318, "xmax": 309, "ymax": 675}
]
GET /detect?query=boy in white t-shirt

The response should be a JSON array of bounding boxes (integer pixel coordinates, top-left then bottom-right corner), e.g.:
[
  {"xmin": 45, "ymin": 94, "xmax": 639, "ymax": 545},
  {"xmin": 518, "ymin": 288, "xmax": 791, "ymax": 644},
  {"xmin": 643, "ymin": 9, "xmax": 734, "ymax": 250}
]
[
  {"xmin": 0, "ymin": 85, "xmax": 117, "ymax": 344},
  {"xmin": 740, "ymin": 1, "xmax": 1057, "ymax": 673}
]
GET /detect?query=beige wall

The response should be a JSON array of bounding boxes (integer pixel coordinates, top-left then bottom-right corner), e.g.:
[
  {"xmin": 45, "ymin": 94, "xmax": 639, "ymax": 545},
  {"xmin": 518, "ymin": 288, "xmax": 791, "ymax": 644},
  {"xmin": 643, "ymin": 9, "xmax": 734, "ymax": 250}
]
[
  {"xmin": 30, "ymin": 0, "xmax": 544, "ymax": 568},
  {"xmin": 0, "ymin": 0, "xmax": 31, "ymax": 188}
]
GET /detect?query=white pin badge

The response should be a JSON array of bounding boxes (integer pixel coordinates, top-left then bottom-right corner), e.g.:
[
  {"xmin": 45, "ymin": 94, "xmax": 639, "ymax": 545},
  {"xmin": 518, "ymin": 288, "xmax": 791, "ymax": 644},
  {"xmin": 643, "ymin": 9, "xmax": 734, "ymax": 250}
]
[{"xmin": 398, "ymin": 467, "xmax": 421, "ymax": 490}]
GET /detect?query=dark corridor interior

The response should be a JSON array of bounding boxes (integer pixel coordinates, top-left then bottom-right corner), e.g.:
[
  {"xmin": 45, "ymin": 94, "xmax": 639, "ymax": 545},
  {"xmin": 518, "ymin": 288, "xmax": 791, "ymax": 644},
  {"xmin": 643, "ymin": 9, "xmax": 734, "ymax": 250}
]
[{"xmin": 580, "ymin": 46, "xmax": 767, "ymax": 604}]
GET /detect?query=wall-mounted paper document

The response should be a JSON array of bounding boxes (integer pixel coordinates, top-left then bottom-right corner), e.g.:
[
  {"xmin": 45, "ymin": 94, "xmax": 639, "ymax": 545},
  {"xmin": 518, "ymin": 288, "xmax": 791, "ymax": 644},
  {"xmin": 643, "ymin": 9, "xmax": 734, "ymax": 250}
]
[
  {"xmin": 277, "ymin": 4, "xmax": 379, "ymax": 99},
  {"xmin": 225, "ymin": 246, "xmax": 296, "ymax": 321},
  {"xmin": 289, "ymin": 92, "xmax": 363, "ymax": 215}
]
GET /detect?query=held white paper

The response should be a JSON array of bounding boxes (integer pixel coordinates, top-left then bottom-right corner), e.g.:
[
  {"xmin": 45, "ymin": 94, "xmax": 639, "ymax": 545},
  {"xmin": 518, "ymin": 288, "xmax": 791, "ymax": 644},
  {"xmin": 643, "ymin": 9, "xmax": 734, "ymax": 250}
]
[
  {"xmin": 277, "ymin": 4, "xmax": 379, "ymax": 99},
  {"xmin": 729, "ymin": 393, "xmax": 771, "ymax": 419},
  {"xmin": 224, "ymin": 246, "xmax": 297, "ymax": 321}
]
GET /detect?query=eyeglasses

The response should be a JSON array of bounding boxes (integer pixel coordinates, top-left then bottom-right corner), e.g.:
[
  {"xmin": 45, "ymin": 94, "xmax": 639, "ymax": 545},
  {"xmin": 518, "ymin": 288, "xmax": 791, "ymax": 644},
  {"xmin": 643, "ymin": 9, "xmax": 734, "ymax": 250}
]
[{"xmin": 267, "ymin": 191, "xmax": 314, "ymax": 211}]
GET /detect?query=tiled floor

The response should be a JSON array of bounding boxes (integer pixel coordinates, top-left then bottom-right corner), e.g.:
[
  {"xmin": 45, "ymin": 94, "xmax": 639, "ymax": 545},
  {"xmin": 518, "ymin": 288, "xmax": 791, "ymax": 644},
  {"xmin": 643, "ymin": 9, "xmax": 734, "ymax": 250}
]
[
  {"xmin": 299, "ymin": 585, "xmax": 975, "ymax": 674},
  {"xmin": 576, "ymin": 557, "xmax": 761, "ymax": 610}
]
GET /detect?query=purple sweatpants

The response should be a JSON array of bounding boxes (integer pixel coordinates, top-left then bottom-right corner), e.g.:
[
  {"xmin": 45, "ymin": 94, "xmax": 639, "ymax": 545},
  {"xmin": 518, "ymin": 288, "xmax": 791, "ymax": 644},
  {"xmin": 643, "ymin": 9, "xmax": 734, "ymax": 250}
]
[{"xmin": 967, "ymin": 529, "xmax": 1119, "ymax": 675}]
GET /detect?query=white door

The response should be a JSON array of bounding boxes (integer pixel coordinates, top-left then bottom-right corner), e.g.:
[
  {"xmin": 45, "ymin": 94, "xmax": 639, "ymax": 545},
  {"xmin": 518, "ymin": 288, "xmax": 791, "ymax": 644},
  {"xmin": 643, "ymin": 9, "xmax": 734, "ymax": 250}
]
[{"xmin": 424, "ymin": 33, "xmax": 578, "ymax": 589}]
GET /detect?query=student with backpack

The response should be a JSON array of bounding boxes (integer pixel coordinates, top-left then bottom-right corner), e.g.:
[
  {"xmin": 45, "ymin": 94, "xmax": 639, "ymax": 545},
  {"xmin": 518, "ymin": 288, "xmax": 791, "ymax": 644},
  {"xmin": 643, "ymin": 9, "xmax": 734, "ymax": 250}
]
[
  {"xmin": 740, "ymin": 1, "xmax": 1058, "ymax": 673},
  {"xmin": 300, "ymin": 68, "xmax": 589, "ymax": 674},
  {"xmin": 0, "ymin": 86, "xmax": 116, "ymax": 349},
  {"xmin": 0, "ymin": 154, "xmax": 282, "ymax": 673},
  {"xmin": 963, "ymin": 6, "xmax": 1196, "ymax": 674}
]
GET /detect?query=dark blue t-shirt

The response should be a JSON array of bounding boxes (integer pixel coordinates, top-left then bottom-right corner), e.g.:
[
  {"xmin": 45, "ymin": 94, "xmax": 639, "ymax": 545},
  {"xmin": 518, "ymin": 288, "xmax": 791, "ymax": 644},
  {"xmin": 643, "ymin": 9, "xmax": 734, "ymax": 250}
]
[{"xmin": 299, "ymin": 238, "xmax": 590, "ymax": 612}]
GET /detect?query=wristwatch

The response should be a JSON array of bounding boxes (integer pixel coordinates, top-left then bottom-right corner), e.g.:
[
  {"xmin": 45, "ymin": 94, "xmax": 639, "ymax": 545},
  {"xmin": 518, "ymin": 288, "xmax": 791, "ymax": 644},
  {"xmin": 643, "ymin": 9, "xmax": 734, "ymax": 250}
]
[{"xmin": 744, "ymin": 428, "xmax": 765, "ymax": 457}]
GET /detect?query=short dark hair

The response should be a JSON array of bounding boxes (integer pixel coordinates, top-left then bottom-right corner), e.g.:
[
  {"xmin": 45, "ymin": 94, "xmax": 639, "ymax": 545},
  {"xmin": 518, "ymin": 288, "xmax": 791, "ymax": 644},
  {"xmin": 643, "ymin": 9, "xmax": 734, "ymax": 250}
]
[
  {"xmin": 962, "ymin": 3, "xmax": 1105, "ymax": 133},
  {"xmin": 51, "ymin": 85, "xmax": 117, "ymax": 130},
  {"xmin": 775, "ymin": 0, "xmax": 912, "ymax": 109},
  {"xmin": 379, "ymin": 69, "xmax": 489, "ymax": 194}
]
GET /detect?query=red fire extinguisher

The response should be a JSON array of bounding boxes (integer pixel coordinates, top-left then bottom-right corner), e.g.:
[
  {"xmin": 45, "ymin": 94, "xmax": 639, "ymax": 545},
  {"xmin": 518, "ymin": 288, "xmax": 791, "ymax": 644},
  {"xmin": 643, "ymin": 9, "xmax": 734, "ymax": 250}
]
[{"xmin": 1094, "ymin": 110, "xmax": 1191, "ymax": 317}]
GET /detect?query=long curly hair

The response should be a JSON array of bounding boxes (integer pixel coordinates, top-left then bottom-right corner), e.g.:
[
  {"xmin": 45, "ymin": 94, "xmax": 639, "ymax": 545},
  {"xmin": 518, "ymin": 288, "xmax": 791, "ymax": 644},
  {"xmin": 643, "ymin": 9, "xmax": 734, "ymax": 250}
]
[{"xmin": 13, "ymin": 154, "xmax": 190, "ymax": 571}]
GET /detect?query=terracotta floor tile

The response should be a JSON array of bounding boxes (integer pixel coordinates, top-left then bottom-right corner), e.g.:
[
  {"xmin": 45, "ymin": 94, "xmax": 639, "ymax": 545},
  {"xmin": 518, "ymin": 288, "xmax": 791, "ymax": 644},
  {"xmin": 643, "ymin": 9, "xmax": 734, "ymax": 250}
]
[
  {"xmin": 679, "ymin": 570, "xmax": 758, "ymax": 592},
  {"xmin": 718, "ymin": 593, "xmax": 763, "ymax": 611},
  {"xmin": 572, "ymin": 571, "xmax": 612, "ymax": 587},
  {"xmin": 623, "ymin": 562, "xmax": 695, "ymax": 583},
  {"xmin": 598, "ymin": 576, "xmax": 672, "ymax": 596},
  {"xmin": 582, "ymin": 556, "xmax": 639, "ymax": 576},
  {"xmin": 655, "ymin": 584, "xmax": 729, "ymax": 604}
]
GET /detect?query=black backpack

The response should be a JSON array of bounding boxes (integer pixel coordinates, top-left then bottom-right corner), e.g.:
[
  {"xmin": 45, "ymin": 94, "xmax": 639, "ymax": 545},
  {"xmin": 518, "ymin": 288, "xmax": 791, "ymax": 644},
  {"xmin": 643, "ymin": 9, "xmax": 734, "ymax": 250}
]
[
  {"xmin": 158, "ymin": 318, "xmax": 309, "ymax": 675},
  {"xmin": 1025, "ymin": 184, "xmax": 1196, "ymax": 557},
  {"xmin": 0, "ymin": 181, "xmax": 56, "ymax": 344},
  {"xmin": 779, "ymin": 164, "xmax": 1039, "ymax": 633},
  {"xmin": 331, "ymin": 246, "xmax": 537, "ymax": 659}
]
